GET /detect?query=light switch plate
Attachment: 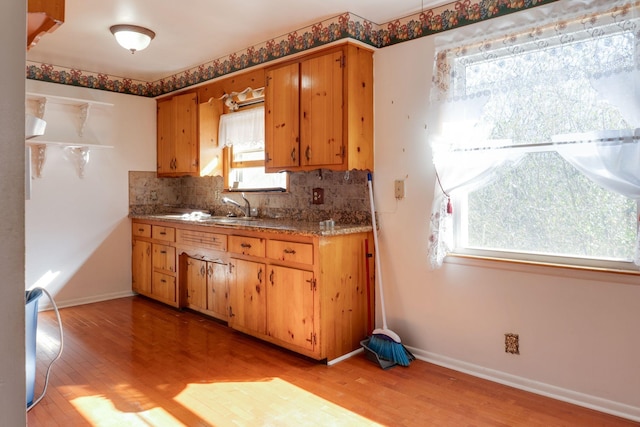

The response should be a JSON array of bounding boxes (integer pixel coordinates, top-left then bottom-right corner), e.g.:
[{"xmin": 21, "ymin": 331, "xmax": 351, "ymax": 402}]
[{"xmin": 394, "ymin": 180, "xmax": 405, "ymax": 199}]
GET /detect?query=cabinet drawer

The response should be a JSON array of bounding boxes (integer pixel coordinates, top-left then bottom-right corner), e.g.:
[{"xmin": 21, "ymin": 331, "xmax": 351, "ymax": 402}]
[
  {"xmin": 228, "ymin": 235, "xmax": 265, "ymax": 257},
  {"xmin": 152, "ymin": 272, "xmax": 177, "ymax": 304},
  {"xmin": 132, "ymin": 223, "xmax": 151, "ymax": 238},
  {"xmin": 267, "ymin": 240, "xmax": 313, "ymax": 265},
  {"xmin": 177, "ymin": 229, "xmax": 227, "ymax": 251},
  {"xmin": 152, "ymin": 225, "xmax": 175, "ymax": 242},
  {"xmin": 153, "ymin": 243, "xmax": 176, "ymax": 273}
]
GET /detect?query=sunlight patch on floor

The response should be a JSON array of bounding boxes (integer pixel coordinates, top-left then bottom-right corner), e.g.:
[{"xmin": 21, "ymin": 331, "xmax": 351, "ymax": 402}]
[
  {"xmin": 71, "ymin": 394, "xmax": 186, "ymax": 427},
  {"xmin": 174, "ymin": 377, "xmax": 382, "ymax": 427}
]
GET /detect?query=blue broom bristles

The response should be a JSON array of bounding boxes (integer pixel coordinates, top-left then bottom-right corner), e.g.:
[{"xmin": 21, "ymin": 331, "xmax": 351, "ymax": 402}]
[{"xmin": 368, "ymin": 334, "xmax": 415, "ymax": 367}]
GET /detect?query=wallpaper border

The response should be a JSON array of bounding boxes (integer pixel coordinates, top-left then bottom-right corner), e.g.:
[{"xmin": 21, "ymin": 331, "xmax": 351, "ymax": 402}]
[{"xmin": 25, "ymin": 0, "xmax": 558, "ymax": 97}]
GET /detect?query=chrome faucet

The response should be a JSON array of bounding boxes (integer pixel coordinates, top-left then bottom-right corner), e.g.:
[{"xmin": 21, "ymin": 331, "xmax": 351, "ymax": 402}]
[{"xmin": 222, "ymin": 193, "xmax": 251, "ymax": 217}]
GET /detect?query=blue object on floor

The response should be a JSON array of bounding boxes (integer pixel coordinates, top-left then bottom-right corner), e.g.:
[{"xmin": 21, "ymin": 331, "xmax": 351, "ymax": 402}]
[{"xmin": 26, "ymin": 288, "xmax": 43, "ymax": 407}]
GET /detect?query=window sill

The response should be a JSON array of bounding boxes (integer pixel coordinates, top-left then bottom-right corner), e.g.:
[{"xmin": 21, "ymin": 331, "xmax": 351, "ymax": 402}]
[{"xmin": 445, "ymin": 253, "xmax": 640, "ymax": 286}]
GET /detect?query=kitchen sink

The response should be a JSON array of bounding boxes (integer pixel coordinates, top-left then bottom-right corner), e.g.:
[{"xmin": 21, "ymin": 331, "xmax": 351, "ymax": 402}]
[
  {"xmin": 148, "ymin": 213, "xmax": 263, "ymax": 226},
  {"xmin": 205, "ymin": 216, "xmax": 259, "ymax": 224}
]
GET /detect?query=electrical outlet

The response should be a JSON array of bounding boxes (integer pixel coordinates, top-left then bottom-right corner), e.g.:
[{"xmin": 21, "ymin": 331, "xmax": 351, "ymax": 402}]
[
  {"xmin": 394, "ymin": 179, "xmax": 405, "ymax": 199},
  {"xmin": 312, "ymin": 188, "xmax": 324, "ymax": 204},
  {"xmin": 505, "ymin": 333, "xmax": 520, "ymax": 354}
]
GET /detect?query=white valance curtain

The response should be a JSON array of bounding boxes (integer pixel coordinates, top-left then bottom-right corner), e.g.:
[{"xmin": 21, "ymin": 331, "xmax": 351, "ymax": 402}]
[
  {"xmin": 427, "ymin": 0, "xmax": 640, "ymax": 268},
  {"xmin": 218, "ymin": 106, "xmax": 265, "ymax": 152}
]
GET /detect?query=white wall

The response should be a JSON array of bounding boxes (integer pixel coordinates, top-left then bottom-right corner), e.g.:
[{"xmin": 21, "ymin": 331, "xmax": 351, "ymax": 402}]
[
  {"xmin": 373, "ymin": 35, "xmax": 640, "ymax": 420},
  {"xmin": 0, "ymin": 1, "xmax": 26, "ymax": 424},
  {"xmin": 25, "ymin": 80, "xmax": 156, "ymax": 307}
]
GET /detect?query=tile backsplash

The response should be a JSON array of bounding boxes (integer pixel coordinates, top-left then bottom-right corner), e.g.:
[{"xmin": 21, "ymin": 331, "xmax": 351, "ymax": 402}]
[{"xmin": 129, "ymin": 169, "xmax": 371, "ymax": 224}]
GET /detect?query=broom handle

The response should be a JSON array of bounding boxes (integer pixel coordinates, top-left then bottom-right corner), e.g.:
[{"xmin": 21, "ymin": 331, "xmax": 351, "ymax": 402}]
[{"xmin": 368, "ymin": 174, "xmax": 388, "ymax": 331}]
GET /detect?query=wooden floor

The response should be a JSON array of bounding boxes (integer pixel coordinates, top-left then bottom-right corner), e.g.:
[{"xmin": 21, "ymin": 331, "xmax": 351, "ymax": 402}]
[{"xmin": 27, "ymin": 296, "xmax": 636, "ymax": 427}]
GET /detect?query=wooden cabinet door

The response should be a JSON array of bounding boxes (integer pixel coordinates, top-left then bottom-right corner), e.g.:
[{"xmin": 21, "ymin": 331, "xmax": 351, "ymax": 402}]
[
  {"xmin": 207, "ymin": 260, "xmax": 228, "ymax": 320},
  {"xmin": 265, "ymin": 62, "xmax": 300, "ymax": 171},
  {"xmin": 173, "ymin": 92, "xmax": 199, "ymax": 175},
  {"xmin": 267, "ymin": 265, "xmax": 315, "ymax": 352},
  {"xmin": 185, "ymin": 257, "xmax": 207, "ymax": 310},
  {"xmin": 152, "ymin": 243, "xmax": 176, "ymax": 273},
  {"xmin": 152, "ymin": 272, "xmax": 177, "ymax": 305},
  {"xmin": 228, "ymin": 258, "xmax": 266, "ymax": 334},
  {"xmin": 300, "ymin": 51, "xmax": 343, "ymax": 167},
  {"xmin": 132, "ymin": 239, "xmax": 151, "ymax": 295},
  {"xmin": 156, "ymin": 98, "xmax": 175, "ymax": 175}
]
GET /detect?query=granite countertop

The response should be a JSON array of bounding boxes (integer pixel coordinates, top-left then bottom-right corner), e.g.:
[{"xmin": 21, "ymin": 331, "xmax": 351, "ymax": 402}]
[{"xmin": 130, "ymin": 213, "xmax": 372, "ymax": 237}]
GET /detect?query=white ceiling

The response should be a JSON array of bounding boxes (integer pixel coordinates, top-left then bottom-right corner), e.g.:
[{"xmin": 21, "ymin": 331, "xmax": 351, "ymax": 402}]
[{"xmin": 26, "ymin": 0, "xmax": 442, "ymax": 82}]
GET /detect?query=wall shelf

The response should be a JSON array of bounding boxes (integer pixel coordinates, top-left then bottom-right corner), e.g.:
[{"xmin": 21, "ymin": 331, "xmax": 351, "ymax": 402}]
[
  {"xmin": 26, "ymin": 140, "xmax": 114, "ymax": 178},
  {"xmin": 26, "ymin": 92, "xmax": 114, "ymax": 137},
  {"xmin": 26, "ymin": 92, "xmax": 114, "ymax": 178}
]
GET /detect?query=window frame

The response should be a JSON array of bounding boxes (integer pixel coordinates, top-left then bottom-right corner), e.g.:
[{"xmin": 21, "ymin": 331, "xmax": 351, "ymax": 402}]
[
  {"xmin": 220, "ymin": 103, "xmax": 288, "ymax": 192},
  {"xmin": 222, "ymin": 146, "xmax": 288, "ymax": 193},
  {"xmin": 449, "ymin": 163, "xmax": 640, "ymax": 274},
  {"xmin": 427, "ymin": 4, "xmax": 640, "ymax": 272}
]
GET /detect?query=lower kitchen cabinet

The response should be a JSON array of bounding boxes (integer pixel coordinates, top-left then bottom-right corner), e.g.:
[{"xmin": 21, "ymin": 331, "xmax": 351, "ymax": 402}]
[
  {"xmin": 228, "ymin": 258, "xmax": 267, "ymax": 335},
  {"xmin": 226, "ymin": 230, "xmax": 371, "ymax": 361},
  {"xmin": 183, "ymin": 255, "xmax": 228, "ymax": 321},
  {"xmin": 152, "ymin": 272, "xmax": 177, "ymax": 305},
  {"xmin": 131, "ymin": 219, "xmax": 373, "ymax": 362},
  {"xmin": 184, "ymin": 256, "xmax": 207, "ymax": 309},
  {"xmin": 151, "ymin": 241, "xmax": 177, "ymax": 306},
  {"xmin": 266, "ymin": 265, "xmax": 315, "ymax": 353},
  {"xmin": 131, "ymin": 221, "xmax": 179, "ymax": 307},
  {"xmin": 132, "ymin": 239, "xmax": 151, "ymax": 295},
  {"xmin": 152, "ymin": 243, "xmax": 176, "ymax": 272},
  {"xmin": 207, "ymin": 261, "xmax": 228, "ymax": 320}
]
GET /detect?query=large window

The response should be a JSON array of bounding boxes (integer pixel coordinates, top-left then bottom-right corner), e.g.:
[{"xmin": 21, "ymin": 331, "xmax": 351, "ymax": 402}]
[{"xmin": 428, "ymin": 2, "xmax": 640, "ymax": 270}]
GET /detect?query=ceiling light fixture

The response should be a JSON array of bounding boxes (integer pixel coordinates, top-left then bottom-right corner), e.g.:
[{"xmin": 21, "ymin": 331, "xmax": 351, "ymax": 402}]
[{"xmin": 110, "ymin": 24, "xmax": 155, "ymax": 54}]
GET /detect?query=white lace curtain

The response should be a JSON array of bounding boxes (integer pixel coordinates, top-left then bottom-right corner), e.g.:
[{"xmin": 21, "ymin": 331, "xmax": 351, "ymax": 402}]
[
  {"xmin": 427, "ymin": 0, "xmax": 640, "ymax": 268},
  {"xmin": 218, "ymin": 106, "xmax": 265, "ymax": 152}
]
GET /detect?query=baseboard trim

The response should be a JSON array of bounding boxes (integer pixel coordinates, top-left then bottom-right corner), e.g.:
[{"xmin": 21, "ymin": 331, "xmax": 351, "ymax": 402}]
[
  {"xmin": 36, "ymin": 290, "xmax": 135, "ymax": 311},
  {"xmin": 408, "ymin": 347, "xmax": 640, "ymax": 423}
]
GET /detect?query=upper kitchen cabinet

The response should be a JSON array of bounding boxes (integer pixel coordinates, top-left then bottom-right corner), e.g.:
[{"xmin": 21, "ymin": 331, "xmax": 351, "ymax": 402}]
[
  {"xmin": 264, "ymin": 62, "xmax": 300, "ymax": 170},
  {"xmin": 27, "ymin": 0, "xmax": 65, "ymax": 50},
  {"xmin": 265, "ymin": 43, "xmax": 374, "ymax": 173},
  {"xmin": 156, "ymin": 68, "xmax": 265, "ymax": 178},
  {"xmin": 157, "ymin": 92, "xmax": 199, "ymax": 177}
]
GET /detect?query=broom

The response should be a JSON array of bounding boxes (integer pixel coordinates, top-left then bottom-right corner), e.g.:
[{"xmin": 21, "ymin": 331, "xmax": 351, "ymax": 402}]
[{"xmin": 366, "ymin": 173, "xmax": 415, "ymax": 367}]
